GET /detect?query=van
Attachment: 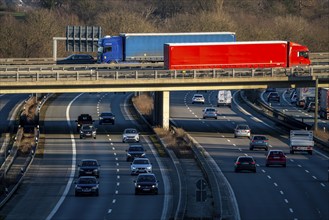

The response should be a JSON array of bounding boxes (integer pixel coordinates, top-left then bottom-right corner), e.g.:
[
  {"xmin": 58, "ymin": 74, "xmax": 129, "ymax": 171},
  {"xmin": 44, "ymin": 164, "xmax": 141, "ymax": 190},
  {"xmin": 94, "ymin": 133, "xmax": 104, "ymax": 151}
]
[{"xmin": 217, "ymin": 90, "xmax": 232, "ymax": 107}]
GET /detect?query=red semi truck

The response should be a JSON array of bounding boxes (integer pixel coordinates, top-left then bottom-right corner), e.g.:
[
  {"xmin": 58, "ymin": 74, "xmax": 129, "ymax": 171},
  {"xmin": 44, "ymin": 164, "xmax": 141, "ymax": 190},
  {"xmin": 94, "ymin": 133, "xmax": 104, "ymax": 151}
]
[{"xmin": 164, "ymin": 41, "xmax": 310, "ymax": 70}]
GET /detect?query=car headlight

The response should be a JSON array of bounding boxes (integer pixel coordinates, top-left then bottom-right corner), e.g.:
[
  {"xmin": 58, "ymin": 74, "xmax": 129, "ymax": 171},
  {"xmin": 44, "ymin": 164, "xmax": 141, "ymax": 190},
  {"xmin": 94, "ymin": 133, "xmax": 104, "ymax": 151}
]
[
  {"xmin": 92, "ymin": 131, "xmax": 96, "ymax": 134},
  {"xmin": 137, "ymin": 185, "xmax": 141, "ymax": 188},
  {"xmin": 92, "ymin": 186, "xmax": 98, "ymax": 190},
  {"xmin": 147, "ymin": 166, "xmax": 152, "ymax": 170},
  {"xmin": 93, "ymin": 169, "xmax": 98, "ymax": 172},
  {"xmin": 75, "ymin": 186, "xmax": 82, "ymax": 189},
  {"xmin": 80, "ymin": 130, "xmax": 83, "ymax": 134},
  {"xmin": 99, "ymin": 117, "xmax": 103, "ymax": 120},
  {"xmin": 131, "ymin": 166, "xmax": 136, "ymax": 170},
  {"xmin": 127, "ymin": 153, "xmax": 131, "ymax": 157},
  {"xmin": 141, "ymin": 153, "xmax": 145, "ymax": 157}
]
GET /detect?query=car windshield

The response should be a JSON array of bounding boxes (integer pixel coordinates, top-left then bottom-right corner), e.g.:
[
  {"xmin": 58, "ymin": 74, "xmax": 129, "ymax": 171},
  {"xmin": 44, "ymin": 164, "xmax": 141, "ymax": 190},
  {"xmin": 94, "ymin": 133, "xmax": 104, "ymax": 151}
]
[
  {"xmin": 253, "ymin": 136, "xmax": 266, "ymax": 140},
  {"xmin": 126, "ymin": 129, "xmax": 137, "ymax": 134},
  {"xmin": 82, "ymin": 125, "xmax": 93, "ymax": 130},
  {"xmin": 78, "ymin": 178, "xmax": 96, "ymax": 184},
  {"xmin": 237, "ymin": 125, "xmax": 249, "ymax": 130},
  {"xmin": 134, "ymin": 160, "xmax": 149, "ymax": 164},
  {"xmin": 238, "ymin": 157, "xmax": 253, "ymax": 162},
  {"xmin": 206, "ymin": 108, "xmax": 216, "ymax": 112},
  {"xmin": 130, "ymin": 147, "xmax": 143, "ymax": 151},
  {"xmin": 194, "ymin": 95, "xmax": 203, "ymax": 98},
  {"xmin": 101, "ymin": 113, "xmax": 113, "ymax": 117},
  {"xmin": 138, "ymin": 175, "xmax": 155, "ymax": 182},
  {"xmin": 269, "ymin": 151, "xmax": 284, "ymax": 156},
  {"xmin": 81, "ymin": 160, "xmax": 97, "ymax": 166}
]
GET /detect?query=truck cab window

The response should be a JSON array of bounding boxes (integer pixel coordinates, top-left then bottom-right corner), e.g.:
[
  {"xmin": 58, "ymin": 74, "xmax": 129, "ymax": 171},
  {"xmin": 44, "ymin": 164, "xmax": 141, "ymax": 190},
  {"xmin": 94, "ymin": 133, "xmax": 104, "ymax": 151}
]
[
  {"xmin": 299, "ymin": 51, "xmax": 309, "ymax": 58},
  {"xmin": 104, "ymin": 46, "xmax": 112, "ymax": 53}
]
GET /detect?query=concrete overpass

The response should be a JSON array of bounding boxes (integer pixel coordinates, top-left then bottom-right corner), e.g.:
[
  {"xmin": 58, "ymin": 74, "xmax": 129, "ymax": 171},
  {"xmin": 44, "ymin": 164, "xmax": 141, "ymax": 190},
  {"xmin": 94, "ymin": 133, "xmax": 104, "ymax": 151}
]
[{"xmin": 1, "ymin": 67, "xmax": 328, "ymax": 129}]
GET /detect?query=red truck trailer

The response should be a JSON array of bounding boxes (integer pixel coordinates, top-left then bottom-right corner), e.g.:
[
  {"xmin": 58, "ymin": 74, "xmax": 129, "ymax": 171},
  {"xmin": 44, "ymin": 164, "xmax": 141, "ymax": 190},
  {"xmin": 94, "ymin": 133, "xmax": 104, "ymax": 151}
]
[{"xmin": 164, "ymin": 41, "xmax": 310, "ymax": 70}]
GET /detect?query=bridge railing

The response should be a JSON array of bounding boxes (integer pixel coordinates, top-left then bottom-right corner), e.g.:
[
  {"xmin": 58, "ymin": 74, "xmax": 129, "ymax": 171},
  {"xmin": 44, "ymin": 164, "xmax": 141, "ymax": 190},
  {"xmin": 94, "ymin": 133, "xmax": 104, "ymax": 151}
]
[{"xmin": 0, "ymin": 66, "xmax": 328, "ymax": 82}]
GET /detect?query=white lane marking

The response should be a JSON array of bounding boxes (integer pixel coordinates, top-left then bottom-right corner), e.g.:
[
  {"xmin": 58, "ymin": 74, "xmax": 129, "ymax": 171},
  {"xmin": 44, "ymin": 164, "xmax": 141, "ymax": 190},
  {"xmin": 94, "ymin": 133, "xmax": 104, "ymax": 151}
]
[
  {"xmin": 267, "ymin": 175, "xmax": 272, "ymax": 179},
  {"xmin": 280, "ymin": 191, "xmax": 284, "ymax": 195},
  {"xmin": 117, "ymin": 169, "xmax": 119, "ymax": 172},
  {"xmin": 233, "ymin": 144, "xmax": 236, "ymax": 147},
  {"xmin": 117, "ymin": 175, "xmax": 120, "ymax": 179},
  {"xmin": 320, "ymin": 183, "xmax": 325, "ymax": 187},
  {"xmin": 115, "ymin": 158, "xmax": 118, "ymax": 161},
  {"xmin": 305, "ymin": 170, "xmax": 309, "ymax": 173},
  {"xmin": 290, "ymin": 159, "xmax": 294, "ymax": 162},
  {"xmin": 108, "ymin": 209, "xmax": 112, "ymax": 214},
  {"xmin": 284, "ymin": 199, "xmax": 289, "ymax": 203},
  {"xmin": 46, "ymin": 93, "xmax": 83, "ymax": 220},
  {"xmin": 114, "ymin": 152, "xmax": 117, "ymax": 156},
  {"xmin": 298, "ymin": 164, "xmax": 302, "ymax": 167},
  {"xmin": 262, "ymin": 170, "xmax": 266, "ymax": 173},
  {"xmin": 117, "ymin": 182, "xmax": 120, "ymax": 186},
  {"xmin": 227, "ymin": 139, "xmax": 231, "ymax": 142},
  {"xmin": 222, "ymin": 135, "xmax": 225, "ymax": 138},
  {"xmin": 274, "ymin": 182, "xmax": 278, "ymax": 187},
  {"xmin": 112, "ymin": 199, "xmax": 116, "ymax": 204},
  {"xmin": 115, "ymin": 190, "xmax": 118, "ymax": 194},
  {"xmin": 144, "ymin": 137, "xmax": 171, "ymax": 220},
  {"xmin": 116, "ymin": 163, "xmax": 119, "ymax": 166},
  {"xmin": 312, "ymin": 176, "xmax": 317, "ymax": 180},
  {"xmin": 289, "ymin": 208, "xmax": 294, "ymax": 213},
  {"xmin": 112, "ymin": 147, "xmax": 115, "ymax": 150}
]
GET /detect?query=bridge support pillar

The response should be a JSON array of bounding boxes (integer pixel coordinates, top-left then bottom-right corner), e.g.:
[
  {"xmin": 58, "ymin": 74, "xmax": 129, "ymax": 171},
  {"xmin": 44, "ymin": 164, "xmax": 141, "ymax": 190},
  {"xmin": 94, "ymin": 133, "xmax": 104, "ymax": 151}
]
[{"xmin": 154, "ymin": 91, "xmax": 170, "ymax": 130}]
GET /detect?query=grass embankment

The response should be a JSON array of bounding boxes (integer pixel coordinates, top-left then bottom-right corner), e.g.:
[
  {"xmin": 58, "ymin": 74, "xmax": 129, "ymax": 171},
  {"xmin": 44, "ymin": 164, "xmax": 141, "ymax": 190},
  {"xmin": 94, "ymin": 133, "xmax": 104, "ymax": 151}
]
[{"xmin": 132, "ymin": 93, "xmax": 192, "ymax": 158}]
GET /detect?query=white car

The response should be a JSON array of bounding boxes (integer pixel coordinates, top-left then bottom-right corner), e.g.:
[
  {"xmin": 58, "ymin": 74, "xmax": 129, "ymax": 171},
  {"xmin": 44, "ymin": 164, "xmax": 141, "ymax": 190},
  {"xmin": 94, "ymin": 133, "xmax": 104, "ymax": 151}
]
[
  {"xmin": 202, "ymin": 107, "xmax": 218, "ymax": 119},
  {"xmin": 122, "ymin": 128, "xmax": 140, "ymax": 143},
  {"xmin": 130, "ymin": 158, "xmax": 152, "ymax": 175},
  {"xmin": 234, "ymin": 124, "xmax": 251, "ymax": 138},
  {"xmin": 192, "ymin": 94, "xmax": 205, "ymax": 104}
]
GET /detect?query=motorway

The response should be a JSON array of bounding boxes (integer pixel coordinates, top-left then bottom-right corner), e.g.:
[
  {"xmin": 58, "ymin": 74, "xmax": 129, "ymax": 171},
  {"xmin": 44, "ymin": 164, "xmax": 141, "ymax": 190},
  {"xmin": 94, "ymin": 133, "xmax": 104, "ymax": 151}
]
[
  {"xmin": 0, "ymin": 93, "xmax": 176, "ymax": 220},
  {"xmin": 0, "ymin": 91, "xmax": 328, "ymax": 220},
  {"xmin": 170, "ymin": 90, "xmax": 329, "ymax": 220}
]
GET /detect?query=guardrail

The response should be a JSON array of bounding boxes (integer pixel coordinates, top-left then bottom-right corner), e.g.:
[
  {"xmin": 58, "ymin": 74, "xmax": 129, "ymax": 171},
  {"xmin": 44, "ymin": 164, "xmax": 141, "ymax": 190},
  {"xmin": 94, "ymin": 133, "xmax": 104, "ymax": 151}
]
[
  {"xmin": 241, "ymin": 91, "xmax": 329, "ymax": 148},
  {"xmin": 0, "ymin": 66, "xmax": 328, "ymax": 82}
]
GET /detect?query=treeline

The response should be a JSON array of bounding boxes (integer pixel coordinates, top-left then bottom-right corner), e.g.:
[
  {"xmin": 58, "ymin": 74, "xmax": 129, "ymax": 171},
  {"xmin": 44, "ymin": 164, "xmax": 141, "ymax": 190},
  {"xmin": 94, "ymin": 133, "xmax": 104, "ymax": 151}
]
[{"xmin": 0, "ymin": 0, "xmax": 328, "ymax": 58}]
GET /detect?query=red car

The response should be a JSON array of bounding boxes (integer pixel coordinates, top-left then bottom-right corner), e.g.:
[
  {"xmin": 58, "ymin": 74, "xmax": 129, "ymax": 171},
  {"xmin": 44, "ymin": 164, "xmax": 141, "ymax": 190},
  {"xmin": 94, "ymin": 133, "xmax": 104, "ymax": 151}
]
[{"xmin": 266, "ymin": 150, "xmax": 287, "ymax": 167}]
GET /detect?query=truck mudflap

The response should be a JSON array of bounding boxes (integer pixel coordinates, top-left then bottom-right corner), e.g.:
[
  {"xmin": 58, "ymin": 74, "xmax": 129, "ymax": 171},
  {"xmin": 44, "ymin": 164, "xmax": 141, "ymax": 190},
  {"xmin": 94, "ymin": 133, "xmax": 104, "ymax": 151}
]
[{"xmin": 290, "ymin": 146, "xmax": 313, "ymax": 155}]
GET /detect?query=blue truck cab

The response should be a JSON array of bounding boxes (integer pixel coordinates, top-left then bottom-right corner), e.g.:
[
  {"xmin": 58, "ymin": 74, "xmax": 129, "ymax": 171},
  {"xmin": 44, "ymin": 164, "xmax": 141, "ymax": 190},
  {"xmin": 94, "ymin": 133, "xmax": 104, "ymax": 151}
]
[{"xmin": 97, "ymin": 36, "xmax": 123, "ymax": 63}]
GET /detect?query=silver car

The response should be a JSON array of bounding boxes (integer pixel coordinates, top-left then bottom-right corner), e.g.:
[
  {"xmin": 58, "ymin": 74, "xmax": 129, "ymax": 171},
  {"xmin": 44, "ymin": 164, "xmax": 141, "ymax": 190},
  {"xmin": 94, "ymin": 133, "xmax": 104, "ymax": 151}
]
[
  {"xmin": 192, "ymin": 94, "xmax": 205, "ymax": 104},
  {"xmin": 130, "ymin": 158, "xmax": 152, "ymax": 175},
  {"xmin": 234, "ymin": 124, "xmax": 251, "ymax": 138},
  {"xmin": 202, "ymin": 107, "xmax": 218, "ymax": 119},
  {"xmin": 122, "ymin": 128, "xmax": 140, "ymax": 143}
]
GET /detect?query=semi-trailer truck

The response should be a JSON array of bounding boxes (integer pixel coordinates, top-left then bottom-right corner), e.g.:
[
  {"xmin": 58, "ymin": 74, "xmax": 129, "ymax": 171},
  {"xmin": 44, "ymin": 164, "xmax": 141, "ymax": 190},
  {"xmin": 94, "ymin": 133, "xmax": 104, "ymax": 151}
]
[
  {"xmin": 164, "ymin": 41, "xmax": 310, "ymax": 70},
  {"xmin": 97, "ymin": 32, "xmax": 236, "ymax": 63},
  {"xmin": 319, "ymin": 88, "xmax": 329, "ymax": 119},
  {"xmin": 295, "ymin": 87, "xmax": 315, "ymax": 108}
]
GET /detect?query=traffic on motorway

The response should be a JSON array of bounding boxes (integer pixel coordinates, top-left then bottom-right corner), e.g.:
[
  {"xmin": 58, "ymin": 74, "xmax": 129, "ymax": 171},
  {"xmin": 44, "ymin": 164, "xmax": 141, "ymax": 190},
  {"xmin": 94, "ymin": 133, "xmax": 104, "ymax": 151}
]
[{"xmin": 0, "ymin": 88, "xmax": 328, "ymax": 220}]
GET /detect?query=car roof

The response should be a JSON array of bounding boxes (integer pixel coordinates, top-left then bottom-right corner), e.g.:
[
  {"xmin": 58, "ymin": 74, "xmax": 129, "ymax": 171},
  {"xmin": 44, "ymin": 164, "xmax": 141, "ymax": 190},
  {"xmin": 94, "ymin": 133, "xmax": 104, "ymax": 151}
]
[
  {"xmin": 237, "ymin": 156, "xmax": 254, "ymax": 160},
  {"xmin": 193, "ymin": 94, "xmax": 204, "ymax": 96},
  {"xmin": 133, "ymin": 157, "xmax": 149, "ymax": 161}
]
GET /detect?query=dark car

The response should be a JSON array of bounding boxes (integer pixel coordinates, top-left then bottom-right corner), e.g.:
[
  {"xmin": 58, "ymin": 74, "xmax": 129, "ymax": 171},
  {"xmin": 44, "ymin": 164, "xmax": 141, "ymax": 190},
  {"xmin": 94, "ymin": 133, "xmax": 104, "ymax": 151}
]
[
  {"xmin": 249, "ymin": 135, "xmax": 269, "ymax": 151},
  {"xmin": 79, "ymin": 124, "xmax": 96, "ymax": 139},
  {"xmin": 267, "ymin": 92, "xmax": 280, "ymax": 102},
  {"xmin": 266, "ymin": 150, "xmax": 287, "ymax": 167},
  {"xmin": 234, "ymin": 156, "xmax": 256, "ymax": 173},
  {"xmin": 99, "ymin": 112, "xmax": 115, "ymax": 125},
  {"xmin": 78, "ymin": 159, "xmax": 100, "ymax": 177},
  {"xmin": 76, "ymin": 114, "xmax": 94, "ymax": 132},
  {"xmin": 134, "ymin": 173, "xmax": 159, "ymax": 195},
  {"xmin": 75, "ymin": 176, "xmax": 99, "ymax": 196},
  {"xmin": 126, "ymin": 144, "xmax": 146, "ymax": 162},
  {"xmin": 56, "ymin": 54, "xmax": 96, "ymax": 65}
]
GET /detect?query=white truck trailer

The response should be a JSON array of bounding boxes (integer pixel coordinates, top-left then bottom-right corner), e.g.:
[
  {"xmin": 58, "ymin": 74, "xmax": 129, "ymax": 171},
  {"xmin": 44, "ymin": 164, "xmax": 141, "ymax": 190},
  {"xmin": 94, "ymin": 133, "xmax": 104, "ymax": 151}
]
[
  {"xmin": 319, "ymin": 88, "xmax": 329, "ymax": 120},
  {"xmin": 289, "ymin": 130, "xmax": 314, "ymax": 155}
]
